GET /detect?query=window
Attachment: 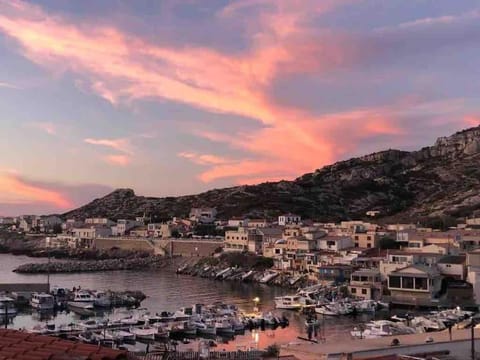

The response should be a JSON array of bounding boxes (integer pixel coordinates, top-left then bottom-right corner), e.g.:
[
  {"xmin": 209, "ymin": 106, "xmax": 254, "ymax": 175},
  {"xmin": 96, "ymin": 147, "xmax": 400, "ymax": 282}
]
[
  {"xmin": 354, "ymin": 242, "xmax": 359, "ymax": 247},
  {"xmin": 351, "ymin": 288, "xmax": 357, "ymax": 294},
  {"xmin": 445, "ymin": 264, "xmax": 451, "ymax": 268},
  {"xmin": 326, "ymin": 240, "xmax": 335, "ymax": 246},
  {"xmin": 402, "ymin": 276, "xmax": 414, "ymax": 289},
  {"xmin": 367, "ymin": 236, "xmax": 371, "ymax": 241},
  {"xmin": 354, "ymin": 236, "xmax": 359, "ymax": 241},
  {"xmin": 415, "ymin": 277, "xmax": 428, "ymax": 290},
  {"xmin": 389, "ymin": 276, "xmax": 401, "ymax": 288},
  {"xmin": 367, "ymin": 243, "xmax": 371, "ymax": 248},
  {"xmin": 361, "ymin": 289, "xmax": 367, "ymax": 295}
]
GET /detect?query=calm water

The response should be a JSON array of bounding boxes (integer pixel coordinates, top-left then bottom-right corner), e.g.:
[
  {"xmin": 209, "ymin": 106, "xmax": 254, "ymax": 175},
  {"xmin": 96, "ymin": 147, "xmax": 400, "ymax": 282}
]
[{"xmin": 0, "ymin": 254, "xmax": 379, "ymax": 350}]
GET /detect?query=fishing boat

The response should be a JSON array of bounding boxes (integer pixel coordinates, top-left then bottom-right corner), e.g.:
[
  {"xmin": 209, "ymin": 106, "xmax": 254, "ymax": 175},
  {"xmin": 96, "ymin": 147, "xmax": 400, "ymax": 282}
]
[
  {"xmin": 241, "ymin": 270, "xmax": 255, "ymax": 281},
  {"xmin": 78, "ymin": 320, "xmax": 102, "ymax": 330},
  {"xmin": 274, "ymin": 295, "xmax": 303, "ymax": 310},
  {"xmin": 30, "ymin": 293, "xmax": 55, "ymax": 311},
  {"xmin": 192, "ymin": 320, "xmax": 216, "ymax": 336},
  {"xmin": 215, "ymin": 267, "xmax": 233, "ymax": 280},
  {"xmin": 104, "ymin": 329, "xmax": 136, "ymax": 342},
  {"xmin": 168, "ymin": 321, "xmax": 197, "ymax": 337},
  {"xmin": 315, "ymin": 302, "xmax": 353, "ymax": 316},
  {"xmin": 350, "ymin": 320, "xmax": 416, "ymax": 339}
]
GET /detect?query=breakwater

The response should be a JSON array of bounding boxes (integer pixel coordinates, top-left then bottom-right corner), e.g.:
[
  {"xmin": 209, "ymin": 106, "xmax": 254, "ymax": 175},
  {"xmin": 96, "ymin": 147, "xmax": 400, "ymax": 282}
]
[{"xmin": 13, "ymin": 255, "xmax": 170, "ymax": 273}]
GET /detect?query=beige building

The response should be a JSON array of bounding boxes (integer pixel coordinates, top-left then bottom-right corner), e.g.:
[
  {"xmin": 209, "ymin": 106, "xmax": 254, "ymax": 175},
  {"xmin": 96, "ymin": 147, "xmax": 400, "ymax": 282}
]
[
  {"xmin": 224, "ymin": 227, "xmax": 262, "ymax": 253},
  {"xmin": 349, "ymin": 269, "xmax": 382, "ymax": 300},
  {"xmin": 353, "ymin": 232, "xmax": 381, "ymax": 249}
]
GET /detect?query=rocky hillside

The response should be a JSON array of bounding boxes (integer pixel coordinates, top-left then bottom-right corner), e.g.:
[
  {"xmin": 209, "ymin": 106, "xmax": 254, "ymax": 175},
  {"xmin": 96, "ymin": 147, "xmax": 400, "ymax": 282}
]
[{"xmin": 63, "ymin": 126, "xmax": 480, "ymax": 222}]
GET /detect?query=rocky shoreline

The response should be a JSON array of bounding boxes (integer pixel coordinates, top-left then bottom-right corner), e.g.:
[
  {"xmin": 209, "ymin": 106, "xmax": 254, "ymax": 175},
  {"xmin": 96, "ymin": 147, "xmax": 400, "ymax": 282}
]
[{"xmin": 14, "ymin": 255, "xmax": 170, "ymax": 273}]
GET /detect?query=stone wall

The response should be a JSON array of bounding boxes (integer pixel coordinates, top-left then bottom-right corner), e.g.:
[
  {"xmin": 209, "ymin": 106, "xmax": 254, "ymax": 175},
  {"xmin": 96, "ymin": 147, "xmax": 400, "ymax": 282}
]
[
  {"xmin": 93, "ymin": 238, "xmax": 155, "ymax": 254},
  {"xmin": 167, "ymin": 239, "xmax": 223, "ymax": 257}
]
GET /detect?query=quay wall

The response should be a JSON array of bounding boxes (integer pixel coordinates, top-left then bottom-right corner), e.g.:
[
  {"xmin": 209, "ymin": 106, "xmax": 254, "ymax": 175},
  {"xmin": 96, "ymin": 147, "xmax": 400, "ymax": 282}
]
[
  {"xmin": 0, "ymin": 283, "xmax": 49, "ymax": 293},
  {"xmin": 158, "ymin": 239, "xmax": 223, "ymax": 257},
  {"xmin": 93, "ymin": 238, "xmax": 155, "ymax": 254}
]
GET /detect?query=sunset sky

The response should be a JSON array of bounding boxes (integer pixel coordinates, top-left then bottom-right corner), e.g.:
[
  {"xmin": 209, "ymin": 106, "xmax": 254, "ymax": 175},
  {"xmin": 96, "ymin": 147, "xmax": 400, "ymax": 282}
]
[{"xmin": 0, "ymin": 0, "xmax": 479, "ymax": 215}]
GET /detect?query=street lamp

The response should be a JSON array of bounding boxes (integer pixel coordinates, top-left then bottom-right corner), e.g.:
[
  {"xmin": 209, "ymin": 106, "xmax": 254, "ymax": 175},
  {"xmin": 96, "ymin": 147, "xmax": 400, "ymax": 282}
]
[
  {"xmin": 253, "ymin": 297, "xmax": 260, "ymax": 313},
  {"xmin": 471, "ymin": 315, "xmax": 480, "ymax": 360}
]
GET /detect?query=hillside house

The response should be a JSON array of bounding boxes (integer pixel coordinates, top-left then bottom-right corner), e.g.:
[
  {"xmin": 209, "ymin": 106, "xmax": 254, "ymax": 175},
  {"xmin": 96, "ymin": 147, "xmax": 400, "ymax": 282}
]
[
  {"xmin": 278, "ymin": 213, "xmax": 301, "ymax": 226},
  {"xmin": 349, "ymin": 269, "xmax": 383, "ymax": 300}
]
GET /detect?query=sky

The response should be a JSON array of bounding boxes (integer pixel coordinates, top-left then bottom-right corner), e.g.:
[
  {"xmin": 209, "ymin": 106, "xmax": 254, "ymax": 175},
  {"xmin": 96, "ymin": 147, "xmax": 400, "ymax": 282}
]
[{"xmin": 0, "ymin": 0, "xmax": 479, "ymax": 216}]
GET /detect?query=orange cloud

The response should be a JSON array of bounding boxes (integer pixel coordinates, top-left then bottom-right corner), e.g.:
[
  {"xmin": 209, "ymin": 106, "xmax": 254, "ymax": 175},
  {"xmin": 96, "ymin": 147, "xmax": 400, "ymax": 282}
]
[
  {"xmin": 464, "ymin": 115, "xmax": 480, "ymax": 127},
  {"xmin": 0, "ymin": 0, "xmax": 410, "ymax": 185},
  {"xmin": 0, "ymin": 171, "xmax": 72, "ymax": 209},
  {"xmin": 104, "ymin": 155, "xmax": 130, "ymax": 166}
]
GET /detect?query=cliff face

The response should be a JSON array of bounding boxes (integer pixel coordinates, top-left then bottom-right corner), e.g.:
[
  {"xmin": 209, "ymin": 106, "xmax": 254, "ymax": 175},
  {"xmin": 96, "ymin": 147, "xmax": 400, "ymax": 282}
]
[{"xmin": 63, "ymin": 126, "xmax": 480, "ymax": 222}]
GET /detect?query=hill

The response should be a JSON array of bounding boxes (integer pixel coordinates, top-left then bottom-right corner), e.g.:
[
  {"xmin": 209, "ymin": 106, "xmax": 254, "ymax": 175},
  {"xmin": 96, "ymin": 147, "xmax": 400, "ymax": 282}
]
[{"xmin": 63, "ymin": 126, "xmax": 480, "ymax": 223}]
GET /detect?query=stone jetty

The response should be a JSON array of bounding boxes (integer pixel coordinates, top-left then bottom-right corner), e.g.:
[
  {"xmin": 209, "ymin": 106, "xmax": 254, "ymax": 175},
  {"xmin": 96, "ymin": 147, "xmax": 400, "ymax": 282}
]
[{"xmin": 14, "ymin": 255, "xmax": 169, "ymax": 273}]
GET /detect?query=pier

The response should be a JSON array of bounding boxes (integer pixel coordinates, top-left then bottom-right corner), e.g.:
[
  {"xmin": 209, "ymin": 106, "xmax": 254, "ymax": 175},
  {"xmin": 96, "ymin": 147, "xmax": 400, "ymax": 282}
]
[{"xmin": 283, "ymin": 327, "xmax": 480, "ymax": 359}]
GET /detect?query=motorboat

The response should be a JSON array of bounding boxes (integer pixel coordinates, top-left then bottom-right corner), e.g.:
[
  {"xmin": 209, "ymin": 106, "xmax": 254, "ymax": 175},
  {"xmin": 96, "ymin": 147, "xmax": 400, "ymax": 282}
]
[
  {"xmin": 214, "ymin": 318, "xmax": 235, "ymax": 336},
  {"xmin": 78, "ymin": 320, "xmax": 102, "ymax": 330},
  {"xmin": 191, "ymin": 320, "xmax": 216, "ymax": 336},
  {"xmin": 0, "ymin": 296, "xmax": 17, "ymax": 317},
  {"xmin": 130, "ymin": 326, "xmax": 157, "ymax": 340},
  {"xmin": 168, "ymin": 321, "xmax": 197, "ymax": 337},
  {"xmin": 350, "ymin": 320, "xmax": 416, "ymax": 339},
  {"xmin": 68, "ymin": 291, "xmax": 95, "ymax": 310},
  {"xmin": 315, "ymin": 302, "xmax": 353, "ymax": 316},
  {"xmin": 259, "ymin": 271, "xmax": 279, "ymax": 284},
  {"xmin": 173, "ymin": 307, "xmax": 192, "ymax": 321},
  {"xmin": 241, "ymin": 270, "xmax": 255, "ymax": 281},
  {"xmin": 274, "ymin": 295, "xmax": 303, "ymax": 310},
  {"xmin": 352, "ymin": 300, "xmax": 377, "ymax": 313},
  {"xmin": 30, "ymin": 293, "xmax": 55, "ymax": 311},
  {"xmin": 104, "ymin": 329, "xmax": 136, "ymax": 342},
  {"xmin": 215, "ymin": 268, "xmax": 233, "ymax": 280}
]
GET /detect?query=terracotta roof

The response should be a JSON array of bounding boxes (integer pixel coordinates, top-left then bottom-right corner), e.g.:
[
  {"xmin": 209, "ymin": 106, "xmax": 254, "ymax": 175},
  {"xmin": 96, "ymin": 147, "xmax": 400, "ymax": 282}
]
[{"xmin": 0, "ymin": 329, "xmax": 128, "ymax": 360}]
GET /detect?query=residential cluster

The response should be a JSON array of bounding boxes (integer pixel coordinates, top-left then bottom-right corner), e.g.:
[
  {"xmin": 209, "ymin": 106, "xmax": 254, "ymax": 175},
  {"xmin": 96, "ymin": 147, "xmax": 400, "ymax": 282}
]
[{"xmin": 4, "ymin": 209, "xmax": 480, "ymax": 306}]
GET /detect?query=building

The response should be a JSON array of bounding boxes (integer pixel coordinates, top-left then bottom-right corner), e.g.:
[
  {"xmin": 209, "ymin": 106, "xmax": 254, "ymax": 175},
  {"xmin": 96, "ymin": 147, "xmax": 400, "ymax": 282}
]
[
  {"xmin": 353, "ymin": 232, "xmax": 381, "ymax": 249},
  {"xmin": 349, "ymin": 269, "xmax": 383, "ymax": 300},
  {"xmin": 45, "ymin": 234, "xmax": 93, "ymax": 249},
  {"xmin": 387, "ymin": 265, "xmax": 442, "ymax": 306},
  {"xmin": 436, "ymin": 255, "xmax": 466, "ymax": 280},
  {"xmin": 257, "ymin": 227, "xmax": 283, "ymax": 245},
  {"xmin": 112, "ymin": 219, "xmax": 142, "ymax": 236},
  {"xmin": 146, "ymin": 223, "xmax": 173, "ymax": 238},
  {"xmin": 85, "ymin": 218, "xmax": 114, "ymax": 226},
  {"xmin": 72, "ymin": 226, "xmax": 112, "ymax": 239},
  {"xmin": 318, "ymin": 264, "xmax": 353, "ymax": 283},
  {"xmin": 189, "ymin": 208, "xmax": 217, "ymax": 223},
  {"xmin": 278, "ymin": 213, "xmax": 301, "ymax": 226},
  {"xmin": 224, "ymin": 227, "xmax": 262, "ymax": 253},
  {"xmin": 227, "ymin": 217, "xmax": 249, "ymax": 227},
  {"xmin": 318, "ymin": 235, "xmax": 354, "ymax": 251},
  {"xmin": 248, "ymin": 219, "xmax": 269, "ymax": 228},
  {"xmin": 466, "ymin": 250, "xmax": 480, "ymax": 303}
]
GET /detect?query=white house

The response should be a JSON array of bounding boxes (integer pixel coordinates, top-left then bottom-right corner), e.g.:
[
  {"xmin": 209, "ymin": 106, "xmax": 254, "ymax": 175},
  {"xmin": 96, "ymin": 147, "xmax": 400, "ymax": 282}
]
[
  {"xmin": 189, "ymin": 208, "xmax": 217, "ymax": 223},
  {"xmin": 278, "ymin": 213, "xmax": 301, "ymax": 226},
  {"xmin": 228, "ymin": 217, "xmax": 249, "ymax": 227},
  {"xmin": 318, "ymin": 235, "xmax": 353, "ymax": 251},
  {"xmin": 111, "ymin": 219, "xmax": 142, "ymax": 236},
  {"xmin": 437, "ymin": 255, "xmax": 466, "ymax": 280}
]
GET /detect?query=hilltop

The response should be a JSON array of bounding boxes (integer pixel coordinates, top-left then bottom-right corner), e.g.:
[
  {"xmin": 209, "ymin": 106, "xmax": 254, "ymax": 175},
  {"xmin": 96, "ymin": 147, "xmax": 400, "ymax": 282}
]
[{"xmin": 63, "ymin": 126, "xmax": 480, "ymax": 222}]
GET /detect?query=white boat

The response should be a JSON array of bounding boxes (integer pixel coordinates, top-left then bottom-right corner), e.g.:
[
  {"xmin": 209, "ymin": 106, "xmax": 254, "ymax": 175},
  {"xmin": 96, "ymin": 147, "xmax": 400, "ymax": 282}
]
[
  {"xmin": 192, "ymin": 320, "xmax": 216, "ymax": 335},
  {"xmin": 352, "ymin": 300, "xmax": 377, "ymax": 313},
  {"xmin": 30, "ymin": 293, "xmax": 55, "ymax": 311},
  {"xmin": 120, "ymin": 315, "xmax": 141, "ymax": 325},
  {"xmin": 350, "ymin": 320, "xmax": 416, "ymax": 339},
  {"xmin": 0, "ymin": 296, "xmax": 17, "ymax": 316},
  {"xmin": 241, "ymin": 270, "xmax": 254, "ymax": 281},
  {"xmin": 215, "ymin": 267, "xmax": 232, "ymax": 279},
  {"xmin": 104, "ymin": 329, "xmax": 136, "ymax": 342},
  {"xmin": 78, "ymin": 320, "xmax": 102, "ymax": 330},
  {"xmin": 130, "ymin": 326, "xmax": 157, "ymax": 340},
  {"xmin": 260, "ymin": 271, "xmax": 278, "ymax": 284},
  {"xmin": 214, "ymin": 318, "xmax": 235, "ymax": 335},
  {"xmin": 173, "ymin": 307, "xmax": 192, "ymax": 321},
  {"xmin": 315, "ymin": 302, "xmax": 353, "ymax": 316},
  {"xmin": 275, "ymin": 295, "xmax": 303, "ymax": 310},
  {"xmin": 68, "ymin": 291, "xmax": 95, "ymax": 309}
]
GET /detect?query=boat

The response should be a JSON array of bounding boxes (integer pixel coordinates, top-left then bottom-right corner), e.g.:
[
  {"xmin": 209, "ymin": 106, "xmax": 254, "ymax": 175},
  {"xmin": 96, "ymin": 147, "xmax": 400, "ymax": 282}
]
[
  {"xmin": 259, "ymin": 271, "xmax": 279, "ymax": 284},
  {"xmin": 173, "ymin": 307, "xmax": 193, "ymax": 321},
  {"xmin": 68, "ymin": 291, "xmax": 95, "ymax": 310},
  {"xmin": 104, "ymin": 329, "xmax": 136, "ymax": 342},
  {"xmin": 315, "ymin": 302, "xmax": 353, "ymax": 316},
  {"xmin": 78, "ymin": 320, "xmax": 102, "ymax": 330},
  {"xmin": 275, "ymin": 295, "xmax": 303, "ymax": 310},
  {"xmin": 168, "ymin": 321, "xmax": 197, "ymax": 337},
  {"xmin": 30, "ymin": 293, "xmax": 55, "ymax": 311},
  {"xmin": 192, "ymin": 320, "xmax": 216, "ymax": 336},
  {"xmin": 352, "ymin": 300, "xmax": 377, "ymax": 313},
  {"xmin": 130, "ymin": 326, "xmax": 157, "ymax": 340},
  {"xmin": 0, "ymin": 296, "xmax": 17, "ymax": 317},
  {"xmin": 289, "ymin": 274, "xmax": 305, "ymax": 286},
  {"xmin": 215, "ymin": 267, "xmax": 233, "ymax": 280},
  {"xmin": 241, "ymin": 270, "xmax": 255, "ymax": 282},
  {"xmin": 350, "ymin": 320, "xmax": 416, "ymax": 339},
  {"xmin": 214, "ymin": 318, "xmax": 235, "ymax": 336}
]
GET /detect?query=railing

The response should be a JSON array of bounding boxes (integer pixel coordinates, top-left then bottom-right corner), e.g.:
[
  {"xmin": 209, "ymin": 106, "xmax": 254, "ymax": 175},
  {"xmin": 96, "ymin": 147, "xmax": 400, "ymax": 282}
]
[{"xmin": 131, "ymin": 350, "xmax": 265, "ymax": 360}]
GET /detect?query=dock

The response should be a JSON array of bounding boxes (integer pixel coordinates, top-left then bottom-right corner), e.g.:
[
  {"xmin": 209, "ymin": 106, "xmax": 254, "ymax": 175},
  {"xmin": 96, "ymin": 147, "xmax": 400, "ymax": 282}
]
[{"xmin": 282, "ymin": 327, "xmax": 480, "ymax": 359}]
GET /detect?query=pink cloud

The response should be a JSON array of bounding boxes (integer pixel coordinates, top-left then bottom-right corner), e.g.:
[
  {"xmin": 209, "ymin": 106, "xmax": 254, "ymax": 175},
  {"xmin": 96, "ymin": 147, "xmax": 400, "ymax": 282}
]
[
  {"xmin": 0, "ymin": 0, "xmax": 472, "ymax": 186},
  {"xmin": 104, "ymin": 154, "xmax": 130, "ymax": 166},
  {"xmin": 0, "ymin": 171, "xmax": 72, "ymax": 209},
  {"xmin": 464, "ymin": 115, "xmax": 480, "ymax": 127},
  {"xmin": 84, "ymin": 138, "xmax": 133, "ymax": 154}
]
